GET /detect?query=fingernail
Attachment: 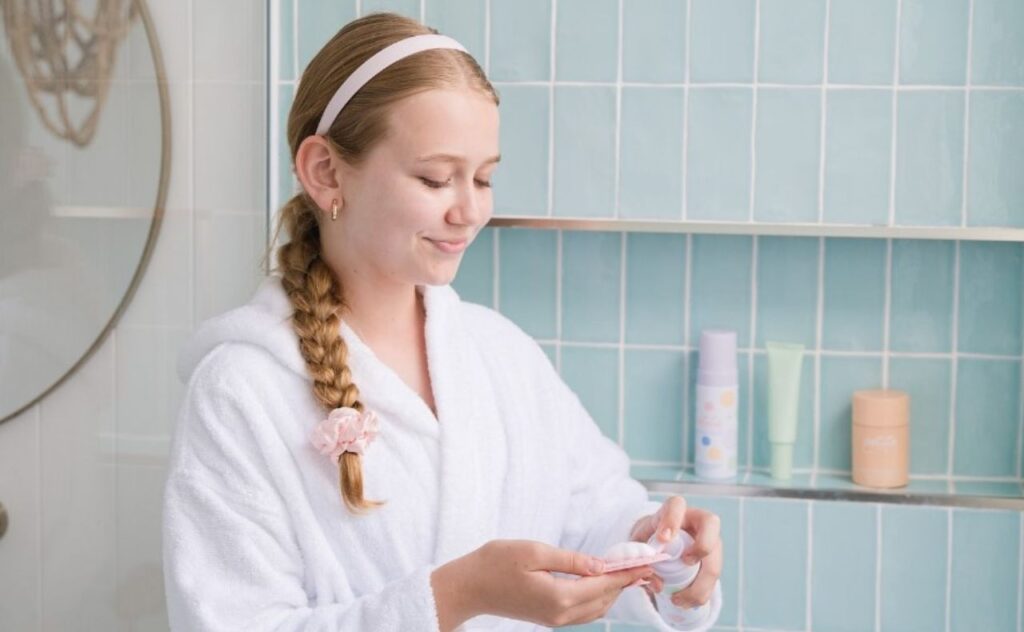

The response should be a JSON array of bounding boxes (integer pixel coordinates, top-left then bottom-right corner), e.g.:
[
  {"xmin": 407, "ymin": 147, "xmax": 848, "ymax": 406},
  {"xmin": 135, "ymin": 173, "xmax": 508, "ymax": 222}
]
[
  {"xmin": 589, "ymin": 558, "xmax": 605, "ymax": 574},
  {"xmin": 661, "ymin": 528, "xmax": 672, "ymax": 541}
]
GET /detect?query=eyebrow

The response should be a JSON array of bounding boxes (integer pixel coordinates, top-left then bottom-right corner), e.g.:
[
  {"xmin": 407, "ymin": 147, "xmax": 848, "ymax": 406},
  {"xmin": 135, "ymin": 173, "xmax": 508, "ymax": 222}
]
[{"xmin": 417, "ymin": 153, "xmax": 502, "ymax": 165}]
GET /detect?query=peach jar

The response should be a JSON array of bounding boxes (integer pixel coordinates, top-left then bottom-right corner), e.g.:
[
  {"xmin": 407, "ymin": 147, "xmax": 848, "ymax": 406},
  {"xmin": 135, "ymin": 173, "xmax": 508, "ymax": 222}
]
[{"xmin": 851, "ymin": 389, "xmax": 909, "ymax": 488}]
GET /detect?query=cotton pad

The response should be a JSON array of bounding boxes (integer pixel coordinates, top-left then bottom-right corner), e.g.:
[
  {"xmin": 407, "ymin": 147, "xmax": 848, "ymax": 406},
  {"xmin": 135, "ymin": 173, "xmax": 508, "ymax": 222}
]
[{"xmin": 601, "ymin": 541, "xmax": 672, "ymax": 573}]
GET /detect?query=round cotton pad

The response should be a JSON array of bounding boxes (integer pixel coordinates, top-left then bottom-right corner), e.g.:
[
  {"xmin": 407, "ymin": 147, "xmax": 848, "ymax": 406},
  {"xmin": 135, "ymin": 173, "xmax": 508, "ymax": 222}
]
[{"xmin": 601, "ymin": 541, "xmax": 672, "ymax": 573}]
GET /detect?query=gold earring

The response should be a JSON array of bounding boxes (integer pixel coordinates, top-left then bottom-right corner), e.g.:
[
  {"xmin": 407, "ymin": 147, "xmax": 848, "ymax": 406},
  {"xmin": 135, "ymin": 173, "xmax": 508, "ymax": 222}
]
[{"xmin": 330, "ymin": 199, "xmax": 339, "ymax": 221}]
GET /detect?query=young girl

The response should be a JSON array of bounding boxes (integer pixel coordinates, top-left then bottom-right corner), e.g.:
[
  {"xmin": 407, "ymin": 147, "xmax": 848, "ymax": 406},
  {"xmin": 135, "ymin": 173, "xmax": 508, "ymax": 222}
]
[{"xmin": 162, "ymin": 12, "xmax": 722, "ymax": 631}]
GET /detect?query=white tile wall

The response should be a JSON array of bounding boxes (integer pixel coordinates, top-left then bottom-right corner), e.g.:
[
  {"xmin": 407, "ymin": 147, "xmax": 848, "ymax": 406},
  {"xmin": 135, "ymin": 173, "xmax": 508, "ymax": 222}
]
[{"xmin": 0, "ymin": 1, "xmax": 268, "ymax": 629}]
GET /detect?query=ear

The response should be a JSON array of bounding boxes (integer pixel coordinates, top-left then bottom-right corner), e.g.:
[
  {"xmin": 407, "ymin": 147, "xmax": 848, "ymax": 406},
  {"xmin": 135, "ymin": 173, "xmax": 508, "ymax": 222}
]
[{"xmin": 294, "ymin": 135, "xmax": 348, "ymax": 219}]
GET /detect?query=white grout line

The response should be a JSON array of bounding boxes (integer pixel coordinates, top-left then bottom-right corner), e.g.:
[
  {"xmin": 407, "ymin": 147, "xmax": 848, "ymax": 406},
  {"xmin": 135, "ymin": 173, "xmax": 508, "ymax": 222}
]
[
  {"xmin": 683, "ymin": 233, "xmax": 693, "ymax": 468},
  {"xmin": 812, "ymin": 237, "xmax": 825, "ymax": 483},
  {"xmin": 419, "ymin": 0, "xmax": 425, "ymax": 23},
  {"xmin": 748, "ymin": 237, "xmax": 759, "ymax": 471},
  {"xmin": 547, "ymin": 0, "xmax": 557, "ymax": 218},
  {"xmin": 875, "ymin": 504, "xmax": 882, "ymax": 632},
  {"xmin": 555, "ymin": 230, "xmax": 563, "ymax": 371},
  {"xmin": 960, "ymin": 0, "xmax": 975, "ymax": 228},
  {"xmin": 887, "ymin": 0, "xmax": 903, "ymax": 227},
  {"xmin": 748, "ymin": 0, "xmax": 761, "ymax": 223},
  {"xmin": 293, "ymin": 0, "xmax": 299, "ymax": 78},
  {"xmin": 484, "ymin": 0, "xmax": 491, "ymax": 74},
  {"xmin": 817, "ymin": 0, "xmax": 831, "ymax": 226},
  {"xmin": 614, "ymin": 0, "xmax": 624, "ymax": 218},
  {"xmin": 738, "ymin": 497, "xmax": 746, "ymax": 629},
  {"xmin": 488, "ymin": 79, "xmax": 1024, "ymax": 91},
  {"xmin": 945, "ymin": 507, "xmax": 953, "ymax": 632},
  {"xmin": 682, "ymin": 0, "xmax": 692, "ymax": 221},
  {"xmin": 948, "ymin": 242, "xmax": 961, "ymax": 482},
  {"xmin": 269, "ymin": 0, "xmax": 280, "ymax": 266},
  {"xmin": 1018, "ymin": 510, "xmax": 1023, "ymax": 632},
  {"xmin": 619, "ymin": 232, "xmax": 627, "ymax": 448},
  {"xmin": 882, "ymin": 238, "xmax": 893, "ymax": 387},
  {"xmin": 805, "ymin": 501, "xmax": 813, "ymax": 632}
]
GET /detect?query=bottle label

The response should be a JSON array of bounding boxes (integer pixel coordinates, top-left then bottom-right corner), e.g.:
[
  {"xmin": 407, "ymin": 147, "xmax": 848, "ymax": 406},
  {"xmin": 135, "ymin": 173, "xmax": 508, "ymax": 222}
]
[
  {"xmin": 695, "ymin": 384, "xmax": 738, "ymax": 478},
  {"xmin": 654, "ymin": 583, "xmax": 712, "ymax": 629}
]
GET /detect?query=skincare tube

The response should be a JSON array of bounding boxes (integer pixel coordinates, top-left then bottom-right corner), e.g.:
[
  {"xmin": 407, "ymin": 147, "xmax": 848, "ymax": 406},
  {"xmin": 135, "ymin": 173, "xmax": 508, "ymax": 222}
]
[{"xmin": 766, "ymin": 342, "xmax": 805, "ymax": 480}]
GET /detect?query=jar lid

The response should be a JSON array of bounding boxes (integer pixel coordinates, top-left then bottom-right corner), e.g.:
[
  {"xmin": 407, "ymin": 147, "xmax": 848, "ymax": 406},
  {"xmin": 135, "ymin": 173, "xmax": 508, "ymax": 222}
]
[{"xmin": 852, "ymin": 389, "xmax": 909, "ymax": 428}]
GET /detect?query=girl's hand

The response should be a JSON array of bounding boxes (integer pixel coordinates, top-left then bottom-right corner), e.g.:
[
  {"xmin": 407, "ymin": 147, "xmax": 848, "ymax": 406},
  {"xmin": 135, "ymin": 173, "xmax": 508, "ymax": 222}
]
[
  {"xmin": 432, "ymin": 539, "xmax": 654, "ymax": 630},
  {"xmin": 629, "ymin": 496, "xmax": 723, "ymax": 609}
]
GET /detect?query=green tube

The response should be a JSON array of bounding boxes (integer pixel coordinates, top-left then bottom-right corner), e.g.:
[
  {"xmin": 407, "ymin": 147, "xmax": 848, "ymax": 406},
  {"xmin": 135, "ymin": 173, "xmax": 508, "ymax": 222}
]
[{"xmin": 766, "ymin": 341, "xmax": 805, "ymax": 480}]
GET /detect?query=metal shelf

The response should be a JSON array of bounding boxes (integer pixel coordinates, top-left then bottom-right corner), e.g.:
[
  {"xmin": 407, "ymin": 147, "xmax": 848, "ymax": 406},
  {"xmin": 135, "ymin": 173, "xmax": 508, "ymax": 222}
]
[{"xmin": 488, "ymin": 216, "xmax": 1024, "ymax": 242}]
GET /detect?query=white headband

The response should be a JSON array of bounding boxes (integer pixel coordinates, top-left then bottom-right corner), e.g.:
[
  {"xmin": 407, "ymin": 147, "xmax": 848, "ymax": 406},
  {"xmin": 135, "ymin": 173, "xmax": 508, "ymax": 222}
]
[{"xmin": 315, "ymin": 34, "xmax": 469, "ymax": 136}]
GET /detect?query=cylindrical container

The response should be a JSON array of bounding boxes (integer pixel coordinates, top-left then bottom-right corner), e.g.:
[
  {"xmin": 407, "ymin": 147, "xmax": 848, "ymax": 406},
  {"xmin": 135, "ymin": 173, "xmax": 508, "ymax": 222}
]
[
  {"xmin": 646, "ymin": 531, "xmax": 715, "ymax": 631},
  {"xmin": 851, "ymin": 389, "xmax": 910, "ymax": 488},
  {"xmin": 695, "ymin": 330, "xmax": 738, "ymax": 480}
]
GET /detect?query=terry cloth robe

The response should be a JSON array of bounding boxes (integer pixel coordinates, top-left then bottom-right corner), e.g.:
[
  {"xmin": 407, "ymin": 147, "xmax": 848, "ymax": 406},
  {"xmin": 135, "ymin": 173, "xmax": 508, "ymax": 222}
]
[{"xmin": 163, "ymin": 274, "xmax": 688, "ymax": 631}]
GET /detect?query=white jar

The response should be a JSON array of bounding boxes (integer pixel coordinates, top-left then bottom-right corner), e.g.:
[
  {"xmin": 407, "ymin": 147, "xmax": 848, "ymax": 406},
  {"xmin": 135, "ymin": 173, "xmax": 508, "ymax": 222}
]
[{"xmin": 695, "ymin": 330, "xmax": 738, "ymax": 479}]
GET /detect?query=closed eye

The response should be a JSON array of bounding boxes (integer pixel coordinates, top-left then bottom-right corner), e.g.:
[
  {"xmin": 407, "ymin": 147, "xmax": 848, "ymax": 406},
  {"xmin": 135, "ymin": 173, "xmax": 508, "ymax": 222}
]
[{"xmin": 419, "ymin": 177, "xmax": 492, "ymax": 189}]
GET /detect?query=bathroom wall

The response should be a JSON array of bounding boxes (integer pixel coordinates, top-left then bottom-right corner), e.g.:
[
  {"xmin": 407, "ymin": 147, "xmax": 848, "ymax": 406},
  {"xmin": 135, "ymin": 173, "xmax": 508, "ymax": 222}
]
[
  {"xmin": 0, "ymin": 1, "xmax": 267, "ymax": 629},
  {"xmin": 276, "ymin": 0, "xmax": 1021, "ymax": 631}
]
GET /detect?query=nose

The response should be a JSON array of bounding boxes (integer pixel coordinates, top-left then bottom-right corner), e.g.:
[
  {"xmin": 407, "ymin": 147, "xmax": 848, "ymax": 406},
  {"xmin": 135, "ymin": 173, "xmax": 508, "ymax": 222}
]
[{"xmin": 449, "ymin": 177, "xmax": 490, "ymax": 227}]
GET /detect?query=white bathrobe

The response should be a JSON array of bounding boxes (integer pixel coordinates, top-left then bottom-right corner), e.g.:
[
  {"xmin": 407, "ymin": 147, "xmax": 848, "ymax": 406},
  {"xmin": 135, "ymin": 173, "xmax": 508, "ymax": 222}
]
[{"xmin": 162, "ymin": 274, "xmax": 682, "ymax": 631}]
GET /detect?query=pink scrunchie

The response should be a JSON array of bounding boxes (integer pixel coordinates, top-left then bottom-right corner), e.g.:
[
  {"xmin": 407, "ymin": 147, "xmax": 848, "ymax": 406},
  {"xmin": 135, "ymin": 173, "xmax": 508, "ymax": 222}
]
[{"xmin": 311, "ymin": 407, "xmax": 379, "ymax": 461}]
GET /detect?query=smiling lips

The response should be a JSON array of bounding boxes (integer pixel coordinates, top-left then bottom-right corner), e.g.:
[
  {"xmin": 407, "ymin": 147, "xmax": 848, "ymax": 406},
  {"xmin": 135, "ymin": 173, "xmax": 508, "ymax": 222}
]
[{"xmin": 427, "ymin": 238, "xmax": 468, "ymax": 254}]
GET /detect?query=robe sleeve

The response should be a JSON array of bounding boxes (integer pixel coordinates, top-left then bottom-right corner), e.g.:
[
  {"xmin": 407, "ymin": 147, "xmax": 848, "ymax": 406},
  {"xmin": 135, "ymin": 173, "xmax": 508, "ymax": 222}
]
[{"xmin": 162, "ymin": 357, "xmax": 444, "ymax": 632}]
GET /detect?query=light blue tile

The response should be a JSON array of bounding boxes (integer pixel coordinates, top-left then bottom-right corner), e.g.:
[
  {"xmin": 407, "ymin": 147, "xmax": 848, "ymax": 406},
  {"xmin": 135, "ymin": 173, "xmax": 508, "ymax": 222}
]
[
  {"xmin": 556, "ymin": 0, "xmax": 618, "ymax": 82},
  {"xmin": 561, "ymin": 346, "xmax": 620, "ymax": 442},
  {"xmin": 889, "ymin": 240, "xmax": 955, "ymax": 352},
  {"xmin": 452, "ymin": 227, "xmax": 494, "ymax": 307},
  {"xmin": 689, "ymin": 235, "xmax": 753, "ymax": 348},
  {"xmin": 752, "ymin": 352, "xmax": 815, "ymax": 470},
  {"xmin": 689, "ymin": 0, "xmax": 756, "ymax": 83},
  {"xmin": 297, "ymin": 0, "xmax": 356, "ymax": 75},
  {"xmin": 562, "ymin": 231, "xmax": 621, "ymax": 343},
  {"xmin": 279, "ymin": 0, "xmax": 295, "ymax": 81},
  {"xmin": 954, "ymin": 359, "xmax": 1021, "ymax": 477},
  {"xmin": 756, "ymin": 237, "xmax": 818, "ymax": 349},
  {"xmin": 971, "ymin": 0, "xmax": 1024, "ymax": 86},
  {"xmin": 894, "ymin": 91, "xmax": 965, "ymax": 226},
  {"xmin": 812, "ymin": 503, "xmax": 876, "ymax": 632},
  {"xmin": 540, "ymin": 342, "xmax": 557, "ymax": 366},
  {"xmin": 494, "ymin": 86, "xmax": 549, "ymax": 215},
  {"xmin": 899, "ymin": 0, "xmax": 969, "ymax": 85},
  {"xmin": 823, "ymin": 89, "xmax": 893, "ymax": 225},
  {"xmin": 888, "ymin": 358, "xmax": 952, "ymax": 475},
  {"xmin": 954, "ymin": 480, "xmax": 1024, "ymax": 497},
  {"xmin": 363, "ymin": 0, "xmax": 418, "ymax": 17},
  {"xmin": 686, "ymin": 89, "xmax": 753, "ymax": 220},
  {"xmin": 880, "ymin": 506, "xmax": 948, "ymax": 632},
  {"xmin": 623, "ymin": 0, "xmax": 687, "ymax": 83},
  {"xmin": 682, "ymin": 496, "xmax": 740, "ymax": 627},
  {"xmin": 957, "ymin": 241, "xmax": 1023, "ymax": 355},
  {"xmin": 687, "ymin": 351, "xmax": 752, "ymax": 469},
  {"xmin": 828, "ymin": 0, "xmax": 898, "ymax": 85},
  {"xmin": 967, "ymin": 92, "xmax": 1024, "ymax": 228},
  {"xmin": 490, "ymin": 0, "xmax": 551, "ymax": 81},
  {"xmin": 820, "ymin": 356, "xmax": 883, "ymax": 470},
  {"xmin": 822, "ymin": 238, "xmax": 886, "ymax": 351},
  {"xmin": 425, "ymin": 0, "xmax": 487, "ymax": 64},
  {"xmin": 742, "ymin": 499, "xmax": 808, "ymax": 630},
  {"xmin": 624, "ymin": 349, "xmax": 685, "ymax": 463},
  {"xmin": 625, "ymin": 233, "xmax": 686, "ymax": 345},
  {"xmin": 277, "ymin": 84, "xmax": 296, "ymax": 209},
  {"xmin": 757, "ymin": 0, "xmax": 826, "ymax": 84},
  {"xmin": 554, "ymin": 87, "xmax": 616, "ymax": 218},
  {"xmin": 619, "ymin": 88, "xmax": 685, "ymax": 220},
  {"xmin": 498, "ymin": 229, "xmax": 557, "ymax": 338},
  {"xmin": 753, "ymin": 89, "xmax": 821, "ymax": 222},
  {"xmin": 951, "ymin": 509, "xmax": 1020, "ymax": 632}
]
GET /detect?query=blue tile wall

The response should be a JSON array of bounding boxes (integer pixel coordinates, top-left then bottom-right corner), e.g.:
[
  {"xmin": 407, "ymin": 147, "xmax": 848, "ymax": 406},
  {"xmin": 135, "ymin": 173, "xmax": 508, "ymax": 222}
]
[{"xmin": 275, "ymin": 1, "xmax": 1024, "ymax": 629}]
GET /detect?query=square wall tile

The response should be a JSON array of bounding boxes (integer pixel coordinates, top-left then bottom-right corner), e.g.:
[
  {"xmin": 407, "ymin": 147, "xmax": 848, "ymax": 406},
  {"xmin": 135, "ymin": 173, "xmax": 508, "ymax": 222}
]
[
  {"xmin": 561, "ymin": 346, "xmax": 620, "ymax": 443},
  {"xmin": 822, "ymin": 238, "xmax": 886, "ymax": 352},
  {"xmin": 556, "ymin": 0, "xmax": 618, "ymax": 82},
  {"xmin": 950, "ymin": 509, "xmax": 1020, "ymax": 632},
  {"xmin": 954, "ymin": 358, "xmax": 1021, "ymax": 477},
  {"xmin": 494, "ymin": 86, "xmax": 549, "ymax": 215},
  {"xmin": 757, "ymin": 0, "xmax": 826, "ymax": 84},
  {"xmin": 625, "ymin": 233, "xmax": 686, "ymax": 346},
  {"xmin": 889, "ymin": 358, "xmax": 952, "ymax": 475},
  {"xmin": 889, "ymin": 239, "xmax": 955, "ymax": 353},
  {"xmin": 619, "ymin": 88, "xmax": 685, "ymax": 220},
  {"xmin": 742, "ymin": 499, "xmax": 808, "ymax": 630},
  {"xmin": 967, "ymin": 92, "xmax": 1024, "ymax": 228},
  {"xmin": 689, "ymin": 235, "xmax": 753, "ymax": 348},
  {"xmin": 452, "ymin": 227, "xmax": 494, "ymax": 307},
  {"xmin": 957, "ymin": 241, "xmax": 1023, "ymax": 356},
  {"xmin": 820, "ymin": 356, "xmax": 884, "ymax": 470},
  {"xmin": 623, "ymin": 0, "xmax": 687, "ymax": 83},
  {"xmin": 823, "ymin": 89, "xmax": 893, "ymax": 225},
  {"xmin": 686, "ymin": 89, "xmax": 753, "ymax": 220},
  {"xmin": 971, "ymin": 0, "xmax": 1024, "ymax": 86},
  {"xmin": 489, "ymin": 0, "xmax": 551, "ymax": 81},
  {"xmin": 752, "ymin": 352, "xmax": 815, "ymax": 471},
  {"xmin": 562, "ymin": 231, "xmax": 622, "ymax": 343},
  {"xmin": 899, "ymin": 0, "xmax": 969, "ymax": 85},
  {"xmin": 553, "ymin": 87, "xmax": 616, "ymax": 218},
  {"xmin": 426, "ymin": 0, "xmax": 487, "ymax": 64},
  {"xmin": 812, "ymin": 503, "xmax": 877, "ymax": 631},
  {"xmin": 756, "ymin": 236, "xmax": 819, "ymax": 349},
  {"xmin": 894, "ymin": 91, "xmax": 965, "ymax": 226},
  {"xmin": 753, "ymin": 89, "xmax": 821, "ymax": 222},
  {"xmin": 828, "ymin": 0, "xmax": 898, "ymax": 85},
  {"xmin": 624, "ymin": 349, "xmax": 685, "ymax": 463},
  {"xmin": 880, "ymin": 506, "xmax": 948, "ymax": 632},
  {"xmin": 689, "ymin": 0, "xmax": 756, "ymax": 83},
  {"xmin": 297, "ymin": 0, "xmax": 356, "ymax": 75},
  {"xmin": 498, "ymin": 229, "xmax": 557, "ymax": 338}
]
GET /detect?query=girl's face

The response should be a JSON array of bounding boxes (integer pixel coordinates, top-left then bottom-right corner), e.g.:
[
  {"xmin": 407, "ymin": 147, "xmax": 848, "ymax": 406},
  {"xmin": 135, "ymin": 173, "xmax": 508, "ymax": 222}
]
[{"xmin": 325, "ymin": 87, "xmax": 500, "ymax": 289}]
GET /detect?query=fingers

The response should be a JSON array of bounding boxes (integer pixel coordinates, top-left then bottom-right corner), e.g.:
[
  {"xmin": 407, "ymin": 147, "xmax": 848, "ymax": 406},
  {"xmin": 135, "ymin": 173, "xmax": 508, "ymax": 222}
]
[
  {"xmin": 681, "ymin": 508, "xmax": 722, "ymax": 564},
  {"xmin": 671, "ymin": 540, "xmax": 722, "ymax": 609},
  {"xmin": 530, "ymin": 541, "xmax": 606, "ymax": 576},
  {"xmin": 560, "ymin": 564, "xmax": 654, "ymax": 605},
  {"xmin": 653, "ymin": 496, "xmax": 688, "ymax": 546}
]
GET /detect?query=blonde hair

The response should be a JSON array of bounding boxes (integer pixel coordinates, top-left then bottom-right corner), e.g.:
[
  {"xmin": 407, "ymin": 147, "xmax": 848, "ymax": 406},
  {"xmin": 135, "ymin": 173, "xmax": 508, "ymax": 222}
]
[{"xmin": 265, "ymin": 13, "xmax": 499, "ymax": 514}]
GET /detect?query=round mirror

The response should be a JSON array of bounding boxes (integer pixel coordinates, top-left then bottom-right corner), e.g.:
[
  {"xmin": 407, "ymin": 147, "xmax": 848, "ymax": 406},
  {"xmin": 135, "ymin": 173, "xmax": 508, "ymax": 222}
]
[{"xmin": 0, "ymin": 0, "xmax": 170, "ymax": 423}]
